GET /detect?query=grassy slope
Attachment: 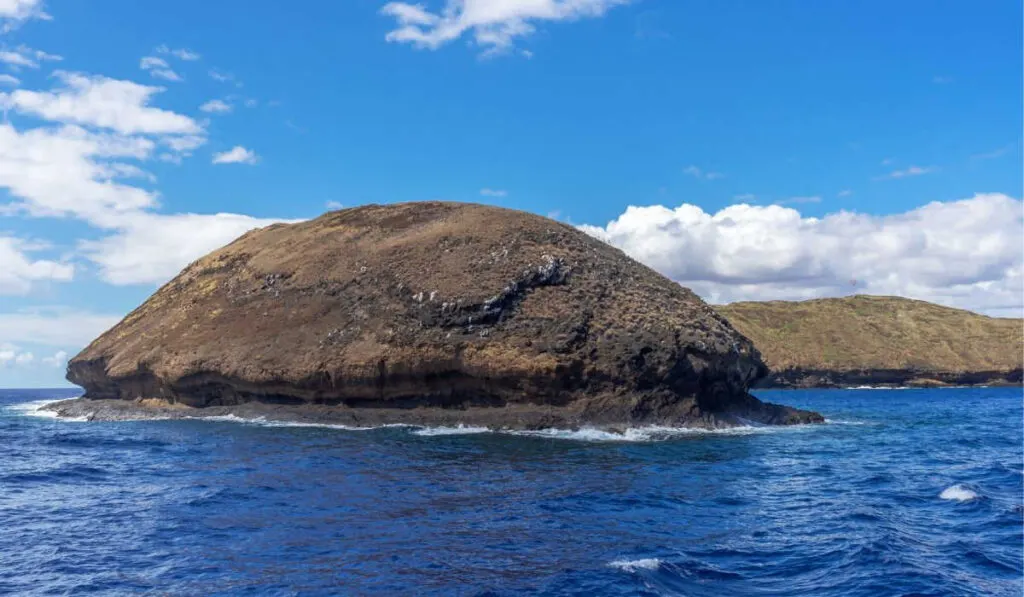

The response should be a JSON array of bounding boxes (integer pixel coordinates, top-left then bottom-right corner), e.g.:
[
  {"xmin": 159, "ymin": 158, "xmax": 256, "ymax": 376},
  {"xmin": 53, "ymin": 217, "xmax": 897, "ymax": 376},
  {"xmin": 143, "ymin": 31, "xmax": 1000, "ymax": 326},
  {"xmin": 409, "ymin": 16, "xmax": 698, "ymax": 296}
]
[{"xmin": 716, "ymin": 295, "xmax": 1023, "ymax": 373}]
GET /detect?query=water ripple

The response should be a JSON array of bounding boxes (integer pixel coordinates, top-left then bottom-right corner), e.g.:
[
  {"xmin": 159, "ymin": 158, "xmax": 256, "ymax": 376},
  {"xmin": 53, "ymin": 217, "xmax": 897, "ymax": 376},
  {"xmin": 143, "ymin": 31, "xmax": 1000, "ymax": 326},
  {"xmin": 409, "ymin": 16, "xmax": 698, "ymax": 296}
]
[{"xmin": 0, "ymin": 386, "xmax": 1020, "ymax": 596}]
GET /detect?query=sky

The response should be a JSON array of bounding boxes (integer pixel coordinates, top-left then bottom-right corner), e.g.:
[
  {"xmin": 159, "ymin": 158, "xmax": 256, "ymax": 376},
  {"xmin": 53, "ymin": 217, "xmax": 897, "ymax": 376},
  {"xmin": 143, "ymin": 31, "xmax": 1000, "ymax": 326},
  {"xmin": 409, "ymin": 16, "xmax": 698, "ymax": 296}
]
[{"xmin": 0, "ymin": 0, "xmax": 1021, "ymax": 387}]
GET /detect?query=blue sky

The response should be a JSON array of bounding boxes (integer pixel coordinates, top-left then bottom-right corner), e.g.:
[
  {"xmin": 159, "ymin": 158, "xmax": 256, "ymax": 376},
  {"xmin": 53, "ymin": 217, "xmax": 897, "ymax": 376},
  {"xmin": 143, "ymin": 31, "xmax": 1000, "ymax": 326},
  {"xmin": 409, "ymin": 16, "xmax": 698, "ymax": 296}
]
[{"xmin": 0, "ymin": 0, "xmax": 1021, "ymax": 387}]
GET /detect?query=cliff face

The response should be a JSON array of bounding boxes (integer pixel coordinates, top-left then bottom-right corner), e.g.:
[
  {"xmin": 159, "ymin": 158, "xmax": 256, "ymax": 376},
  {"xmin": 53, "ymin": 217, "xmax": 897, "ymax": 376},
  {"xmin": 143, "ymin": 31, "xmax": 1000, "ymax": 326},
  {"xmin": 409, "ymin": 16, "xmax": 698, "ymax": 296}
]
[
  {"xmin": 67, "ymin": 202, "xmax": 820, "ymax": 428},
  {"xmin": 717, "ymin": 295, "xmax": 1023, "ymax": 388}
]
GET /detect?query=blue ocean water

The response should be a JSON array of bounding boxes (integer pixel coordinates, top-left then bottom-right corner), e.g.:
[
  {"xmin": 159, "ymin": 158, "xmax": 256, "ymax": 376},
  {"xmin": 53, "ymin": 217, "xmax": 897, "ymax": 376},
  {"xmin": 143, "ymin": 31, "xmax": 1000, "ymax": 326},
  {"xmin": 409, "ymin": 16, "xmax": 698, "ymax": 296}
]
[{"xmin": 1, "ymin": 387, "xmax": 1021, "ymax": 596}]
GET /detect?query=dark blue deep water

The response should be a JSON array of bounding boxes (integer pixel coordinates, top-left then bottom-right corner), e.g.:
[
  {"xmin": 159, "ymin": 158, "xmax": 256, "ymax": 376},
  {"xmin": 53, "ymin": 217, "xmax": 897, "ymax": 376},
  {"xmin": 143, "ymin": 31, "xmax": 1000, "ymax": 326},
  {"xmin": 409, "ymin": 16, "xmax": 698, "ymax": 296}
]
[{"xmin": 1, "ymin": 387, "xmax": 1021, "ymax": 596}]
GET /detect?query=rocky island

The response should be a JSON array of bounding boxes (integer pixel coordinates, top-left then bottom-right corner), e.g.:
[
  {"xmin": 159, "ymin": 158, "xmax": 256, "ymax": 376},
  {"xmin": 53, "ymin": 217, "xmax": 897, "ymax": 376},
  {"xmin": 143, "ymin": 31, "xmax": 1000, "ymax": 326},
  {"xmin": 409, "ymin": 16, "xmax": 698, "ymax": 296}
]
[
  {"xmin": 52, "ymin": 202, "xmax": 821, "ymax": 429},
  {"xmin": 718, "ymin": 295, "xmax": 1023, "ymax": 388}
]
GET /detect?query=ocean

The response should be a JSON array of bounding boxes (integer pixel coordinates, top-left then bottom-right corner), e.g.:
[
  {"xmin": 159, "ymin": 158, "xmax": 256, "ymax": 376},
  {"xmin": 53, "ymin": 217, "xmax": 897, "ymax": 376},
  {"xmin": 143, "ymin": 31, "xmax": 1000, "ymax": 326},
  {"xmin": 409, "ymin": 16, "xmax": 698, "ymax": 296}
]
[{"xmin": 1, "ymin": 387, "xmax": 1021, "ymax": 596}]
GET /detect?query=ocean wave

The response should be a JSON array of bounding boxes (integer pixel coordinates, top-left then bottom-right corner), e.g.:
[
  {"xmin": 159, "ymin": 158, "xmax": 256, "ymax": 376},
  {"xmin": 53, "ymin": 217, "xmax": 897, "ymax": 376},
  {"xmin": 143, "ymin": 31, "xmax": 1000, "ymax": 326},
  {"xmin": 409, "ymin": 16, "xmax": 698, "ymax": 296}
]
[
  {"xmin": 851, "ymin": 385, "xmax": 914, "ymax": 390},
  {"xmin": 939, "ymin": 484, "xmax": 979, "ymax": 502},
  {"xmin": 5, "ymin": 399, "xmax": 89, "ymax": 422},
  {"xmin": 8, "ymin": 401, "xmax": 838, "ymax": 442},
  {"xmin": 412, "ymin": 424, "xmax": 490, "ymax": 436},
  {"xmin": 405, "ymin": 422, "xmax": 826, "ymax": 442},
  {"xmin": 192, "ymin": 414, "xmax": 386, "ymax": 431},
  {"xmin": 608, "ymin": 558, "xmax": 662, "ymax": 572}
]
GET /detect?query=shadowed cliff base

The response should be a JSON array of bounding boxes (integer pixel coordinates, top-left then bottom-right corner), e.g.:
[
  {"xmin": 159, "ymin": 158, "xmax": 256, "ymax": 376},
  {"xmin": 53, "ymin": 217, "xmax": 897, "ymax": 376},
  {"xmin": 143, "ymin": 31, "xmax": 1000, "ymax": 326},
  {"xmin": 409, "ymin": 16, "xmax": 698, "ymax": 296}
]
[{"xmin": 64, "ymin": 201, "xmax": 821, "ymax": 428}]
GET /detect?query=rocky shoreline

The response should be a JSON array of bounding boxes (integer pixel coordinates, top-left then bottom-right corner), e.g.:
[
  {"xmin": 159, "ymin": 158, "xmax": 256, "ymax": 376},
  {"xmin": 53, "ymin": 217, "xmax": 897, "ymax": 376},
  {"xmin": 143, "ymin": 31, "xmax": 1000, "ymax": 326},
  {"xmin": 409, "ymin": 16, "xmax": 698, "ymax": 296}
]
[
  {"xmin": 43, "ymin": 395, "xmax": 822, "ymax": 428},
  {"xmin": 756, "ymin": 368, "xmax": 1023, "ymax": 389}
]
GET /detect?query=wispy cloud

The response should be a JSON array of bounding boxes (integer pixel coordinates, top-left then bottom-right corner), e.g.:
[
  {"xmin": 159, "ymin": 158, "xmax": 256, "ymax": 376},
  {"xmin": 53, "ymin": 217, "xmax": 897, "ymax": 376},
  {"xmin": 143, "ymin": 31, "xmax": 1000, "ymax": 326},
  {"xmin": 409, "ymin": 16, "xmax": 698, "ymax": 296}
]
[
  {"xmin": 212, "ymin": 145, "xmax": 258, "ymax": 165},
  {"xmin": 683, "ymin": 165, "xmax": 724, "ymax": 180},
  {"xmin": 209, "ymin": 69, "xmax": 242, "ymax": 87},
  {"xmin": 480, "ymin": 188, "xmax": 507, "ymax": 197},
  {"xmin": 326, "ymin": 200, "xmax": 343, "ymax": 210},
  {"xmin": 156, "ymin": 45, "xmax": 201, "ymax": 61},
  {"xmin": 380, "ymin": 0, "xmax": 629, "ymax": 57},
  {"xmin": 776, "ymin": 196, "xmax": 821, "ymax": 206},
  {"xmin": 876, "ymin": 165, "xmax": 936, "ymax": 180},
  {"xmin": 199, "ymin": 99, "xmax": 232, "ymax": 114},
  {"xmin": 139, "ymin": 56, "xmax": 182, "ymax": 82},
  {"xmin": 634, "ymin": 10, "xmax": 670, "ymax": 40},
  {"xmin": 837, "ymin": 189, "xmax": 853, "ymax": 197},
  {"xmin": 733, "ymin": 193, "xmax": 756, "ymax": 202},
  {"xmin": 971, "ymin": 146, "xmax": 1012, "ymax": 161},
  {"xmin": 284, "ymin": 119, "xmax": 307, "ymax": 134},
  {"xmin": 0, "ymin": 45, "xmax": 61, "ymax": 69},
  {"xmin": 932, "ymin": 75, "xmax": 954, "ymax": 84}
]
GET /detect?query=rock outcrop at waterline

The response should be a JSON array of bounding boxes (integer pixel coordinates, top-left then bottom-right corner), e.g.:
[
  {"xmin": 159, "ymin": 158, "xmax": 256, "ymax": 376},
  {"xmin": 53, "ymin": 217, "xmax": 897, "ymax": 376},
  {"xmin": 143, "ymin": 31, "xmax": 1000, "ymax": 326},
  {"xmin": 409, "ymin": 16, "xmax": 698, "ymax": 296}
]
[
  {"xmin": 717, "ymin": 295, "xmax": 1024, "ymax": 388},
  {"xmin": 65, "ymin": 202, "xmax": 820, "ymax": 428}
]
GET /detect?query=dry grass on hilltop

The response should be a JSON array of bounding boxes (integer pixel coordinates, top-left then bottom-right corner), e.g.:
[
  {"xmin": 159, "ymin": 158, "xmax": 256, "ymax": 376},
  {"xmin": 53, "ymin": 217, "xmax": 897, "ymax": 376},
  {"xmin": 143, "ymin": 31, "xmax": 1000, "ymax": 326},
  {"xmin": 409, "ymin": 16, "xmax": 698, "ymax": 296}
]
[{"xmin": 717, "ymin": 295, "xmax": 1023, "ymax": 374}]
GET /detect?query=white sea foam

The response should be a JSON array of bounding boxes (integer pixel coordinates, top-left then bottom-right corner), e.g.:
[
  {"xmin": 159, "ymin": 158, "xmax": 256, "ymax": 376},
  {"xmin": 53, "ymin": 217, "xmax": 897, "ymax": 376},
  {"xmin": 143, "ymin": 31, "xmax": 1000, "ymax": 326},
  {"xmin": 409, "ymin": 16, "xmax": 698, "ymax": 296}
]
[
  {"xmin": 513, "ymin": 426, "xmax": 697, "ymax": 442},
  {"xmin": 194, "ymin": 418, "xmax": 825, "ymax": 442},
  {"xmin": 190, "ymin": 414, "xmax": 382, "ymax": 431},
  {"xmin": 5, "ymin": 399, "xmax": 89, "ymax": 422},
  {"xmin": 608, "ymin": 558, "xmax": 662, "ymax": 572},
  {"xmin": 939, "ymin": 484, "xmax": 979, "ymax": 502},
  {"xmin": 851, "ymin": 385, "xmax": 913, "ymax": 390},
  {"xmin": 180, "ymin": 417, "xmax": 829, "ymax": 442},
  {"xmin": 7, "ymin": 399, "xmax": 841, "ymax": 442},
  {"xmin": 412, "ymin": 424, "xmax": 490, "ymax": 436},
  {"xmin": 508, "ymin": 422, "xmax": 822, "ymax": 442}
]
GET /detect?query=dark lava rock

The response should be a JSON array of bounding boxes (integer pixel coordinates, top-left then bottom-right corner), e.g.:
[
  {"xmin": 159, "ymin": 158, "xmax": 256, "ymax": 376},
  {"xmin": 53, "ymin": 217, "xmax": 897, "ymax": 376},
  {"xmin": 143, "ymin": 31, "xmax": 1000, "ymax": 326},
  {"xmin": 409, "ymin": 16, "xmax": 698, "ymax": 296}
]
[{"xmin": 66, "ymin": 202, "xmax": 821, "ymax": 428}]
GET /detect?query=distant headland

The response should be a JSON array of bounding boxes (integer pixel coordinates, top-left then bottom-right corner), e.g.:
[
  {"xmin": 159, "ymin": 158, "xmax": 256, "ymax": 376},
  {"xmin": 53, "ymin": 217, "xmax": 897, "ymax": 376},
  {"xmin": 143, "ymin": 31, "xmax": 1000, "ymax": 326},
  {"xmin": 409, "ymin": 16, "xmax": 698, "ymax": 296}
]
[{"xmin": 718, "ymin": 295, "xmax": 1022, "ymax": 388}]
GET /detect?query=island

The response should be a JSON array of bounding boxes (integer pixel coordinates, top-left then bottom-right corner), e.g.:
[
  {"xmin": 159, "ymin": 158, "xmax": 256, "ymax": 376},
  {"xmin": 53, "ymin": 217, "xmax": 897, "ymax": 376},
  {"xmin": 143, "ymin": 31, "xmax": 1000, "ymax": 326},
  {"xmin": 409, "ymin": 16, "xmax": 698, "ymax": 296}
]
[
  {"xmin": 717, "ymin": 295, "xmax": 1023, "ymax": 388},
  {"xmin": 52, "ymin": 202, "xmax": 821, "ymax": 429}
]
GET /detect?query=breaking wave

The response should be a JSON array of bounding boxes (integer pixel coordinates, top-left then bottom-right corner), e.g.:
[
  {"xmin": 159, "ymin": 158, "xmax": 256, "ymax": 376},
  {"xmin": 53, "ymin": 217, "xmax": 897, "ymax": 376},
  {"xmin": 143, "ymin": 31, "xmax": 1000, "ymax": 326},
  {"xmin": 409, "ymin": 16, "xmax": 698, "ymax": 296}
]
[
  {"xmin": 412, "ymin": 424, "xmax": 490, "ymax": 436},
  {"xmin": 5, "ymin": 399, "xmax": 89, "ymax": 422},
  {"xmin": 8, "ymin": 400, "xmax": 839, "ymax": 443},
  {"xmin": 607, "ymin": 557, "xmax": 662, "ymax": 572},
  {"xmin": 940, "ymin": 484, "xmax": 979, "ymax": 502}
]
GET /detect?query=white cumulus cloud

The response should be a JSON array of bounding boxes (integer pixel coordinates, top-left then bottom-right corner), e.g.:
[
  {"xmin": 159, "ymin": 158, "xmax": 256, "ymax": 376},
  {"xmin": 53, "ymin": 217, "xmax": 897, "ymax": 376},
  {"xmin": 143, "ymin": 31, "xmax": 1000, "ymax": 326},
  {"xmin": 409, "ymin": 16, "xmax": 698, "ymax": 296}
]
[
  {"xmin": 0, "ymin": 122, "xmax": 160, "ymax": 223},
  {"xmin": 41, "ymin": 349, "xmax": 68, "ymax": 367},
  {"xmin": 580, "ymin": 193, "xmax": 1024, "ymax": 316},
  {"xmin": 212, "ymin": 145, "xmax": 258, "ymax": 165},
  {"xmin": 0, "ymin": 236, "xmax": 73, "ymax": 294},
  {"xmin": 80, "ymin": 212, "xmax": 294, "ymax": 285},
  {"xmin": 0, "ymin": 308, "xmax": 122, "ymax": 347},
  {"xmin": 1, "ymin": 71, "xmax": 201, "ymax": 135},
  {"xmin": 0, "ymin": 0, "xmax": 50, "ymax": 29},
  {"xmin": 381, "ymin": 0, "xmax": 628, "ymax": 55}
]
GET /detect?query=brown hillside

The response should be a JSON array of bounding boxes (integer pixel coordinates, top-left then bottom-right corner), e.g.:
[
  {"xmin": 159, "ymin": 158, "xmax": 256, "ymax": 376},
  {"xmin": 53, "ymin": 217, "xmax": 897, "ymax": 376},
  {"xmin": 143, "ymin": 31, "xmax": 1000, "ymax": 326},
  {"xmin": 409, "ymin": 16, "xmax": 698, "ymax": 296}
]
[{"xmin": 717, "ymin": 295, "xmax": 1023, "ymax": 386}]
